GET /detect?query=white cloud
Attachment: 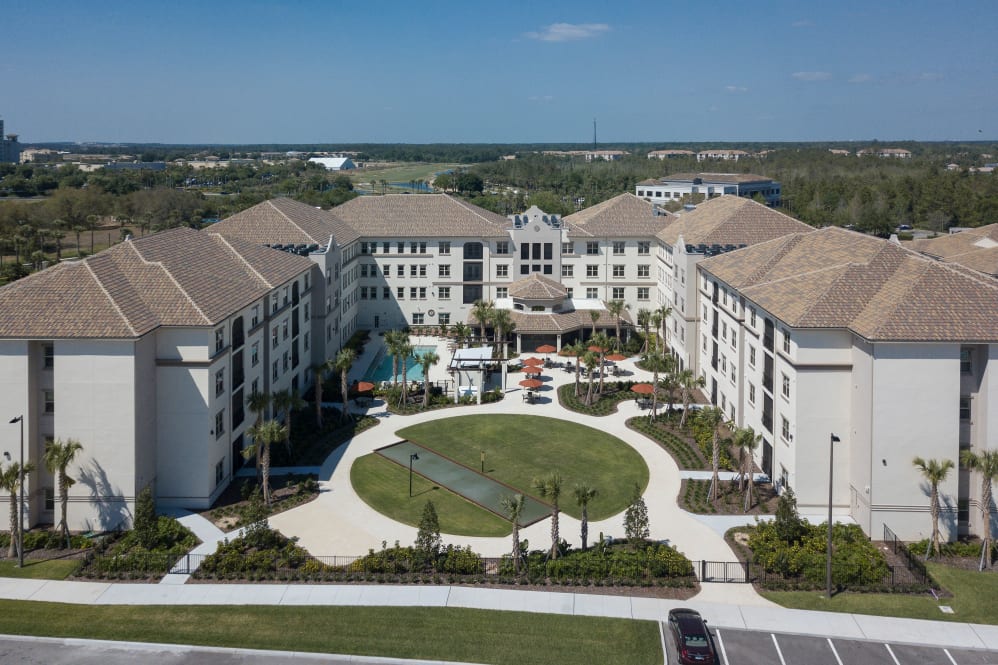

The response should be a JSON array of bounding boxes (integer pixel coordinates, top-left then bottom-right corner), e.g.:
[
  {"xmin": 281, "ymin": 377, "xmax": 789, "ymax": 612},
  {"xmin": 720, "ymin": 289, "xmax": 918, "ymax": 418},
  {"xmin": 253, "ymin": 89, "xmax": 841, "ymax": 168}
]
[
  {"xmin": 525, "ymin": 23, "xmax": 610, "ymax": 42},
  {"xmin": 792, "ymin": 71, "xmax": 832, "ymax": 81},
  {"xmin": 849, "ymin": 73, "xmax": 873, "ymax": 84},
  {"xmin": 725, "ymin": 85, "xmax": 748, "ymax": 93},
  {"xmin": 791, "ymin": 19, "xmax": 814, "ymax": 28}
]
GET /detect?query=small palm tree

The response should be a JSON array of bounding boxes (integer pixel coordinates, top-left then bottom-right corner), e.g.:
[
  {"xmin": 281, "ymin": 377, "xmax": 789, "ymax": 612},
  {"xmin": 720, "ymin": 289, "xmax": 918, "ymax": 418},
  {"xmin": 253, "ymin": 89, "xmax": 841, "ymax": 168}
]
[
  {"xmin": 913, "ymin": 456, "xmax": 955, "ymax": 558},
  {"xmin": 244, "ymin": 419, "xmax": 287, "ymax": 505},
  {"xmin": 398, "ymin": 340, "xmax": 414, "ymax": 406},
  {"xmin": 471, "ymin": 299, "xmax": 494, "ymax": 346},
  {"xmin": 418, "ymin": 350, "xmax": 440, "ymax": 408},
  {"xmin": 607, "ymin": 300, "xmax": 625, "ymax": 351},
  {"xmin": 0, "ymin": 461, "xmax": 35, "ymax": 559},
  {"xmin": 650, "ymin": 311, "xmax": 663, "ymax": 352},
  {"xmin": 334, "ymin": 348, "xmax": 357, "ymax": 423},
  {"xmin": 310, "ymin": 359, "xmax": 334, "ymax": 428},
  {"xmin": 272, "ymin": 388, "xmax": 306, "ymax": 456},
  {"xmin": 636, "ymin": 308, "xmax": 651, "ymax": 353},
  {"xmin": 533, "ymin": 472, "xmax": 563, "ymax": 559},
  {"xmin": 452, "ymin": 322, "xmax": 471, "ymax": 348},
  {"xmin": 500, "ymin": 493, "xmax": 526, "ymax": 573},
  {"xmin": 657, "ymin": 305, "xmax": 672, "ymax": 351},
  {"xmin": 491, "ymin": 309, "xmax": 515, "ymax": 360},
  {"xmin": 642, "ymin": 350, "xmax": 672, "ymax": 421},
  {"xmin": 588, "ymin": 309, "xmax": 601, "ymax": 339},
  {"xmin": 591, "ymin": 331, "xmax": 612, "ymax": 395},
  {"xmin": 733, "ymin": 427, "xmax": 762, "ymax": 512},
  {"xmin": 699, "ymin": 406, "xmax": 726, "ymax": 504},
  {"xmin": 961, "ymin": 449, "xmax": 998, "ymax": 569},
  {"xmin": 384, "ymin": 330, "xmax": 406, "ymax": 387},
  {"xmin": 573, "ymin": 482, "xmax": 599, "ymax": 550},
  {"xmin": 582, "ymin": 350, "xmax": 600, "ymax": 406},
  {"xmin": 246, "ymin": 390, "xmax": 271, "ymax": 426},
  {"xmin": 678, "ymin": 370, "xmax": 706, "ymax": 429},
  {"xmin": 43, "ymin": 438, "xmax": 84, "ymax": 548}
]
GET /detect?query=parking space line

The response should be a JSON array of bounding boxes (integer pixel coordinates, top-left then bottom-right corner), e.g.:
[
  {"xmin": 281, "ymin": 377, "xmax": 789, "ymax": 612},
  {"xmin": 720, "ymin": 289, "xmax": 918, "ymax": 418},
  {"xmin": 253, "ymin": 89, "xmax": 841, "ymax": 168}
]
[
  {"xmin": 715, "ymin": 629, "xmax": 729, "ymax": 665},
  {"xmin": 827, "ymin": 638, "xmax": 844, "ymax": 665},
  {"xmin": 658, "ymin": 621, "xmax": 668, "ymax": 665},
  {"xmin": 885, "ymin": 644, "xmax": 901, "ymax": 665},
  {"xmin": 771, "ymin": 634, "xmax": 787, "ymax": 665},
  {"xmin": 943, "ymin": 648, "xmax": 958, "ymax": 665}
]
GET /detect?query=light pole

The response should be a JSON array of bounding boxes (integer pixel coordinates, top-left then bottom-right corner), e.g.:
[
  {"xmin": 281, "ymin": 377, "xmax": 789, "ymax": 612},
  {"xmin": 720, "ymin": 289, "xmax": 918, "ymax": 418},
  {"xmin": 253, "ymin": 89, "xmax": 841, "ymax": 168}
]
[
  {"xmin": 827, "ymin": 432, "xmax": 841, "ymax": 599},
  {"xmin": 409, "ymin": 452, "xmax": 419, "ymax": 498},
  {"xmin": 9, "ymin": 415, "xmax": 24, "ymax": 568}
]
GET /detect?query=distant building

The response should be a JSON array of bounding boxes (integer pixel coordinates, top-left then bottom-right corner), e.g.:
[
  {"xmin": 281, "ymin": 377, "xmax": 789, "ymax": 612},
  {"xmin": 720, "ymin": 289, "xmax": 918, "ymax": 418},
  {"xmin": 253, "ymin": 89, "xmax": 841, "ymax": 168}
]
[
  {"xmin": 647, "ymin": 149, "xmax": 696, "ymax": 159},
  {"xmin": 308, "ymin": 157, "xmax": 355, "ymax": 170},
  {"xmin": 0, "ymin": 118, "xmax": 21, "ymax": 164},
  {"xmin": 104, "ymin": 161, "xmax": 167, "ymax": 171},
  {"xmin": 697, "ymin": 149, "xmax": 748, "ymax": 162},
  {"xmin": 636, "ymin": 173, "xmax": 782, "ymax": 207},
  {"xmin": 858, "ymin": 147, "xmax": 912, "ymax": 159},
  {"xmin": 828, "ymin": 149, "xmax": 851, "ymax": 156}
]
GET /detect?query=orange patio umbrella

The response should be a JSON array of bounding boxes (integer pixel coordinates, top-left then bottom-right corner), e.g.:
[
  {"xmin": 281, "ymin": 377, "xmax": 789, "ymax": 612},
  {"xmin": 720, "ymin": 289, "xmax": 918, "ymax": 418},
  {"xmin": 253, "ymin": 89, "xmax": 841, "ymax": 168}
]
[
  {"xmin": 356, "ymin": 381, "xmax": 376, "ymax": 392},
  {"xmin": 630, "ymin": 383, "xmax": 655, "ymax": 394},
  {"xmin": 522, "ymin": 357, "xmax": 544, "ymax": 366},
  {"xmin": 519, "ymin": 378, "xmax": 543, "ymax": 389},
  {"xmin": 606, "ymin": 353, "xmax": 627, "ymax": 362},
  {"xmin": 536, "ymin": 344, "xmax": 557, "ymax": 354},
  {"xmin": 523, "ymin": 367, "xmax": 543, "ymax": 376}
]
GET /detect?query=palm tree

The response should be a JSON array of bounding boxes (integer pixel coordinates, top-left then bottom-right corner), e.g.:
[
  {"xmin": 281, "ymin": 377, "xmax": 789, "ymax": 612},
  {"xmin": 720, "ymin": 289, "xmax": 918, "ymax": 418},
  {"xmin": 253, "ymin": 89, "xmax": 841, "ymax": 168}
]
[
  {"xmin": 961, "ymin": 449, "xmax": 998, "ymax": 569},
  {"xmin": 491, "ymin": 308, "xmax": 515, "ymax": 360},
  {"xmin": 591, "ymin": 331, "xmax": 612, "ymax": 395},
  {"xmin": 678, "ymin": 370, "xmax": 706, "ymax": 429},
  {"xmin": 699, "ymin": 406, "xmax": 727, "ymax": 504},
  {"xmin": 733, "ymin": 427, "xmax": 762, "ymax": 512},
  {"xmin": 588, "ymin": 309, "xmax": 601, "ymax": 339},
  {"xmin": 607, "ymin": 300, "xmax": 625, "ymax": 351},
  {"xmin": 582, "ymin": 350, "xmax": 600, "ymax": 406},
  {"xmin": 418, "ymin": 350, "xmax": 440, "ymax": 408},
  {"xmin": 636, "ymin": 308, "xmax": 651, "ymax": 353},
  {"xmin": 244, "ymin": 419, "xmax": 286, "ymax": 505},
  {"xmin": 398, "ymin": 340, "xmax": 415, "ymax": 406},
  {"xmin": 310, "ymin": 359, "xmax": 334, "ymax": 428},
  {"xmin": 500, "ymin": 493, "xmax": 526, "ymax": 573},
  {"xmin": 566, "ymin": 339, "xmax": 586, "ymax": 397},
  {"xmin": 0, "ymin": 461, "xmax": 35, "ymax": 559},
  {"xmin": 246, "ymin": 390, "xmax": 271, "ymax": 427},
  {"xmin": 913, "ymin": 456, "xmax": 955, "ymax": 558},
  {"xmin": 451, "ymin": 322, "xmax": 471, "ymax": 348},
  {"xmin": 272, "ymin": 388, "xmax": 306, "ymax": 456},
  {"xmin": 43, "ymin": 438, "xmax": 84, "ymax": 548},
  {"xmin": 642, "ymin": 350, "xmax": 672, "ymax": 420},
  {"xmin": 334, "ymin": 348, "xmax": 357, "ymax": 423},
  {"xmin": 471, "ymin": 299, "xmax": 494, "ymax": 346},
  {"xmin": 661, "ymin": 371, "xmax": 680, "ymax": 420},
  {"xmin": 384, "ymin": 330, "xmax": 406, "ymax": 387},
  {"xmin": 573, "ymin": 482, "xmax": 599, "ymax": 551},
  {"xmin": 657, "ymin": 305, "xmax": 672, "ymax": 351},
  {"xmin": 533, "ymin": 472, "xmax": 563, "ymax": 559},
  {"xmin": 650, "ymin": 311, "xmax": 663, "ymax": 352}
]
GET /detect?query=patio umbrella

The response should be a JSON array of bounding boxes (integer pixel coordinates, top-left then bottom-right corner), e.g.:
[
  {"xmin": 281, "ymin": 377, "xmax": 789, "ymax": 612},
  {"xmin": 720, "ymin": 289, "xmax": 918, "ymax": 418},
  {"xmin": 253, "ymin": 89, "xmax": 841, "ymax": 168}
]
[
  {"xmin": 606, "ymin": 353, "xmax": 627, "ymax": 362},
  {"xmin": 523, "ymin": 367, "xmax": 543, "ymax": 376},
  {"xmin": 519, "ymin": 378, "xmax": 543, "ymax": 389},
  {"xmin": 535, "ymin": 344, "xmax": 557, "ymax": 354},
  {"xmin": 588, "ymin": 345, "xmax": 607, "ymax": 353},
  {"xmin": 630, "ymin": 383, "xmax": 655, "ymax": 394},
  {"xmin": 356, "ymin": 381, "xmax": 376, "ymax": 392},
  {"xmin": 522, "ymin": 357, "xmax": 544, "ymax": 366}
]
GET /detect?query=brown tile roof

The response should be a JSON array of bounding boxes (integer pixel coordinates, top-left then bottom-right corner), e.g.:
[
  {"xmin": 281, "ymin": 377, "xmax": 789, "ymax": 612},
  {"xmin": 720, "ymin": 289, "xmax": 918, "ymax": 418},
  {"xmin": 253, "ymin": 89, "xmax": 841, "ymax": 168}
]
[
  {"xmin": 910, "ymin": 224, "xmax": 998, "ymax": 277},
  {"xmin": 333, "ymin": 194, "xmax": 511, "ymax": 238},
  {"xmin": 564, "ymin": 193, "xmax": 676, "ymax": 238},
  {"xmin": 700, "ymin": 227, "xmax": 998, "ymax": 342},
  {"xmin": 656, "ymin": 195, "xmax": 812, "ymax": 247},
  {"xmin": 211, "ymin": 197, "xmax": 360, "ymax": 246},
  {"xmin": 469, "ymin": 307, "xmax": 632, "ymax": 334},
  {"xmin": 508, "ymin": 273, "xmax": 567, "ymax": 300},
  {"xmin": 0, "ymin": 227, "xmax": 313, "ymax": 339}
]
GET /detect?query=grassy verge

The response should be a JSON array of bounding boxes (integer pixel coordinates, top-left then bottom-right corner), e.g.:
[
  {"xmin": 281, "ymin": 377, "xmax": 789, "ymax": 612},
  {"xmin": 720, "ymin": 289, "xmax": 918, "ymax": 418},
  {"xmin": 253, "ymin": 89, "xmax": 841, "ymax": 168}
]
[
  {"xmin": 0, "ymin": 559, "xmax": 81, "ymax": 580},
  {"xmin": 351, "ymin": 454, "xmax": 511, "ymax": 537},
  {"xmin": 0, "ymin": 602, "xmax": 661, "ymax": 665},
  {"xmin": 762, "ymin": 562, "xmax": 998, "ymax": 624}
]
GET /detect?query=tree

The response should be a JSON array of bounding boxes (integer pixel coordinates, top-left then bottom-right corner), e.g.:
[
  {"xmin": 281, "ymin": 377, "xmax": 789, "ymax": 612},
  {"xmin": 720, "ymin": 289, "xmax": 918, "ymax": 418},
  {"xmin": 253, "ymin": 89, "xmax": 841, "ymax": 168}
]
[
  {"xmin": 533, "ymin": 472, "xmax": 563, "ymax": 559},
  {"xmin": 699, "ymin": 407, "xmax": 727, "ymax": 505},
  {"xmin": 500, "ymin": 493, "xmax": 526, "ymax": 573},
  {"xmin": 642, "ymin": 350, "xmax": 672, "ymax": 421},
  {"xmin": 0, "ymin": 460, "xmax": 35, "ymax": 559},
  {"xmin": 588, "ymin": 309, "xmax": 601, "ymax": 339},
  {"xmin": 310, "ymin": 359, "xmax": 334, "ymax": 428},
  {"xmin": 451, "ymin": 322, "xmax": 471, "ymax": 348},
  {"xmin": 397, "ymin": 339, "xmax": 414, "ymax": 406},
  {"xmin": 636, "ymin": 308, "xmax": 651, "ymax": 353},
  {"xmin": 133, "ymin": 485, "xmax": 158, "ymax": 549},
  {"xmin": 43, "ymin": 437, "xmax": 84, "ymax": 548},
  {"xmin": 913, "ymin": 456, "xmax": 955, "ymax": 558},
  {"xmin": 415, "ymin": 500, "xmax": 441, "ymax": 565},
  {"xmin": 573, "ymin": 482, "xmax": 599, "ymax": 551},
  {"xmin": 384, "ymin": 330, "xmax": 407, "ymax": 387},
  {"xmin": 733, "ymin": 427, "xmax": 762, "ymax": 512},
  {"xmin": 961, "ymin": 449, "xmax": 998, "ymax": 569},
  {"xmin": 567, "ymin": 340, "xmax": 586, "ymax": 397},
  {"xmin": 678, "ymin": 370, "xmax": 706, "ymax": 429},
  {"xmin": 244, "ymin": 419, "xmax": 287, "ymax": 505},
  {"xmin": 272, "ymin": 389, "xmax": 306, "ymax": 456},
  {"xmin": 773, "ymin": 487, "xmax": 808, "ymax": 544},
  {"xmin": 491, "ymin": 308, "xmax": 515, "ymax": 360},
  {"xmin": 334, "ymin": 348, "xmax": 357, "ymax": 423},
  {"xmin": 581, "ymin": 350, "xmax": 600, "ymax": 406},
  {"xmin": 418, "ymin": 350, "xmax": 440, "ymax": 408},
  {"xmin": 607, "ymin": 300, "xmax": 625, "ymax": 351},
  {"xmin": 471, "ymin": 299, "xmax": 494, "ymax": 346},
  {"xmin": 650, "ymin": 311, "xmax": 663, "ymax": 352},
  {"xmin": 591, "ymin": 331, "xmax": 612, "ymax": 395},
  {"xmin": 656, "ymin": 305, "xmax": 672, "ymax": 352},
  {"xmin": 624, "ymin": 483, "xmax": 649, "ymax": 543},
  {"xmin": 246, "ymin": 390, "xmax": 271, "ymax": 427}
]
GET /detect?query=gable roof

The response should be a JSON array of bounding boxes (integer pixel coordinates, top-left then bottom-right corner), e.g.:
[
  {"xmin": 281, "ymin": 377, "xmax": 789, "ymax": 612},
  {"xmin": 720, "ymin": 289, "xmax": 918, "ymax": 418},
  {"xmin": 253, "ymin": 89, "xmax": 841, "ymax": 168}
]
[
  {"xmin": 657, "ymin": 195, "xmax": 812, "ymax": 247},
  {"xmin": 0, "ymin": 227, "xmax": 313, "ymax": 339},
  {"xmin": 211, "ymin": 197, "xmax": 360, "ymax": 247},
  {"xmin": 509, "ymin": 273, "xmax": 567, "ymax": 300},
  {"xmin": 699, "ymin": 227, "xmax": 998, "ymax": 342},
  {"xmin": 909, "ymin": 224, "xmax": 998, "ymax": 278},
  {"xmin": 333, "ymin": 194, "xmax": 511, "ymax": 238},
  {"xmin": 564, "ymin": 193, "xmax": 676, "ymax": 238}
]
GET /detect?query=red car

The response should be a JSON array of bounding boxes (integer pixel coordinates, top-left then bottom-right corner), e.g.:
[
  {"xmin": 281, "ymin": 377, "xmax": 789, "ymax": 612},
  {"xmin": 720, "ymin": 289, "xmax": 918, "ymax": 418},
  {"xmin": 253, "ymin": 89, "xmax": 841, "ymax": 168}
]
[{"xmin": 668, "ymin": 608, "xmax": 717, "ymax": 664}]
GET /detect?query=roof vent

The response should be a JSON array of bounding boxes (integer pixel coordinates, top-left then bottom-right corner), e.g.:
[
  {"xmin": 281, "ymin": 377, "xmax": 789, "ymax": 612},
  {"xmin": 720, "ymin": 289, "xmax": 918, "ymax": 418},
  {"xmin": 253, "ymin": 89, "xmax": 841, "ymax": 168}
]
[{"xmin": 684, "ymin": 203, "xmax": 697, "ymax": 211}]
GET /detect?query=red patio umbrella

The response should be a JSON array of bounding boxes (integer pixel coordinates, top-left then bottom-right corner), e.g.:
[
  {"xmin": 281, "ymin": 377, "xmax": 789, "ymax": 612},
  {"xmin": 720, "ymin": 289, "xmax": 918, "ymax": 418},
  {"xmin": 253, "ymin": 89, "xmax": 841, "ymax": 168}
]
[
  {"xmin": 536, "ymin": 344, "xmax": 557, "ymax": 354},
  {"xmin": 519, "ymin": 378, "xmax": 543, "ymax": 389},
  {"xmin": 356, "ymin": 381, "xmax": 376, "ymax": 392},
  {"xmin": 606, "ymin": 353, "xmax": 627, "ymax": 362},
  {"xmin": 630, "ymin": 383, "xmax": 655, "ymax": 394},
  {"xmin": 522, "ymin": 357, "xmax": 545, "ymax": 366},
  {"xmin": 523, "ymin": 367, "xmax": 543, "ymax": 376}
]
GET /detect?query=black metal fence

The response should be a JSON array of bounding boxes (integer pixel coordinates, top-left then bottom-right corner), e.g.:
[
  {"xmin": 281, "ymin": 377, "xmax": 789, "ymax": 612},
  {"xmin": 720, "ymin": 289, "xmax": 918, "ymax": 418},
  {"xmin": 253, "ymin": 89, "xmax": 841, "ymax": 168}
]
[{"xmin": 883, "ymin": 523, "xmax": 932, "ymax": 585}]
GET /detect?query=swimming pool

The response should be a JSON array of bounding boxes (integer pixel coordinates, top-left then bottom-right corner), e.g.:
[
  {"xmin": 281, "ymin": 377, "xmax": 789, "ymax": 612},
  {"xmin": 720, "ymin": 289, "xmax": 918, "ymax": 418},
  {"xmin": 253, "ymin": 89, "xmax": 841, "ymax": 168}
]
[{"xmin": 364, "ymin": 345, "xmax": 438, "ymax": 383}]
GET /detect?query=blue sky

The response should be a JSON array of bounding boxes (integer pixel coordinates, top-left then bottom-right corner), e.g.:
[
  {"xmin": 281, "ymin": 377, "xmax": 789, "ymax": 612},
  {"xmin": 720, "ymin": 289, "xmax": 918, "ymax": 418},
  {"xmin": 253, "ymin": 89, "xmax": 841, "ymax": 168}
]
[{"xmin": 3, "ymin": 0, "xmax": 996, "ymax": 143}]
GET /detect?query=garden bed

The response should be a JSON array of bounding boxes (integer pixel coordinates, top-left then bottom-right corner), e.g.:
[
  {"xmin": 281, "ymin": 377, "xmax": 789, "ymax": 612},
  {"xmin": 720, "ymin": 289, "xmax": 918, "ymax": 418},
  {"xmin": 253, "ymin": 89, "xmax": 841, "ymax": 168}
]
[
  {"xmin": 557, "ymin": 381, "xmax": 643, "ymax": 416},
  {"xmin": 680, "ymin": 479, "xmax": 777, "ymax": 515},
  {"xmin": 201, "ymin": 474, "xmax": 320, "ymax": 532},
  {"xmin": 627, "ymin": 416, "xmax": 707, "ymax": 470}
]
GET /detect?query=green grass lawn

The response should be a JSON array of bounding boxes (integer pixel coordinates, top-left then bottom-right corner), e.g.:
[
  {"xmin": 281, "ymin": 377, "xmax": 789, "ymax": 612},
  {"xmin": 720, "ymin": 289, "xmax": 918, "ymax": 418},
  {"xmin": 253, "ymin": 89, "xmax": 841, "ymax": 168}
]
[
  {"xmin": 762, "ymin": 562, "xmax": 998, "ymax": 624},
  {"xmin": 0, "ymin": 602, "xmax": 661, "ymax": 665},
  {"xmin": 349, "ymin": 163, "xmax": 459, "ymax": 189},
  {"xmin": 351, "ymin": 454, "xmax": 511, "ymax": 537},
  {"xmin": 0, "ymin": 559, "xmax": 81, "ymax": 580},
  {"xmin": 395, "ymin": 414, "xmax": 649, "ymax": 522}
]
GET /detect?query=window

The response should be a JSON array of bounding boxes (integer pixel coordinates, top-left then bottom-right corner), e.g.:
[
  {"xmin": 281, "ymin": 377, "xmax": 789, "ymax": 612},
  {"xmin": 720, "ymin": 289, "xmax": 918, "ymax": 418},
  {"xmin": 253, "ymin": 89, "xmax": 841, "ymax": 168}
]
[
  {"xmin": 748, "ymin": 383, "xmax": 756, "ymax": 405},
  {"xmin": 438, "ymin": 312, "xmax": 450, "ymax": 324},
  {"xmin": 749, "ymin": 307, "xmax": 757, "ymax": 327},
  {"xmin": 637, "ymin": 265, "xmax": 650, "ymax": 278},
  {"xmin": 383, "ymin": 287, "xmax": 390, "ymax": 299},
  {"xmin": 702, "ymin": 306, "xmax": 708, "ymax": 323},
  {"xmin": 359, "ymin": 287, "xmax": 368, "ymax": 300},
  {"xmin": 216, "ymin": 410, "xmax": 225, "ymax": 438},
  {"xmin": 419, "ymin": 265, "xmax": 427, "ymax": 278},
  {"xmin": 272, "ymin": 294, "xmax": 279, "ymax": 313},
  {"xmin": 637, "ymin": 287, "xmax": 650, "ymax": 300},
  {"xmin": 251, "ymin": 305, "xmax": 260, "ymax": 328},
  {"xmin": 43, "ymin": 389, "xmax": 54, "ymax": 414},
  {"xmin": 586, "ymin": 241, "xmax": 599, "ymax": 255},
  {"xmin": 612, "ymin": 241, "xmax": 625, "ymax": 255},
  {"xmin": 283, "ymin": 351, "xmax": 289, "ymax": 373},
  {"xmin": 543, "ymin": 264, "xmax": 553, "ymax": 274},
  {"xmin": 361, "ymin": 242, "xmax": 369, "ymax": 254},
  {"xmin": 282, "ymin": 319, "xmax": 289, "ymax": 340},
  {"xmin": 410, "ymin": 287, "xmax": 417, "ymax": 300},
  {"xmin": 397, "ymin": 286, "xmax": 405, "ymax": 299},
  {"xmin": 397, "ymin": 242, "xmax": 404, "ymax": 253},
  {"xmin": 215, "ymin": 369, "xmax": 225, "ymax": 397},
  {"xmin": 439, "ymin": 264, "xmax": 451, "ymax": 278},
  {"xmin": 781, "ymin": 416, "xmax": 791, "ymax": 442},
  {"xmin": 410, "ymin": 264, "xmax": 417, "ymax": 277},
  {"xmin": 782, "ymin": 330, "xmax": 791, "ymax": 354},
  {"xmin": 439, "ymin": 241, "xmax": 450, "ymax": 255},
  {"xmin": 251, "ymin": 342, "xmax": 259, "ymax": 367},
  {"xmin": 215, "ymin": 459, "xmax": 225, "ymax": 487},
  {"xmin": 215, "ymin": 327, "xmax": 225, "ymax": 353},
  {"xmin": 251, "ymin": 378, "xmax": 259, "ymax": 396},
  {"xmin": 271, "ymin": 328, "xmax": 279, "ymax": 349},
  {"xmin": 360, "ymin": 264, "xmax": 368, "ymax": 277},
  {"xmin": 749, "ymin": 346, "xmax": 756, "ymax": 368},
  {"xmin": 586, "ymin": 288, "xmax": 599, "ymax": 299},
  {"xmin": 495, "ymin": 287, "xmax": 508, "ymax": 298},
  {"xmin": 520, "ymin": 265, "xmax": 530, "ymax": 275},
  {"xmin": 566, "ymin": 288, "xmax": 574, "ymax": 298},
  {"xmin": 638, "ymin": 242, "xmax": 650, "ymax": 255},
  {"xmin": 612, "ymin": 287, "xmax": 625, "ymax": 299},
  {"xmin": 722, "ymin": 322, "xmax": 727, "ymax": 339},
  {"xmin": 562, "ymin": 242, "xmax": 574, "ymax": 255},
  {"xmin": 960, "ymin": 348, "xmax": 972, "ymax": 374},
  {"xmin": 496, "ymin": 264, "xmax": 508, "ymax": 278},
  {"xmin": 782, "ymin": 373, "xmax": 790, "ymax": 399},
  {"xmin": 960, "ymin": 396, "xmax": 971, "ymax": 421},
  {"xmin": 45, "ymin": 487, "xmax": 54, "ymax": 511},
  {"xmin": 586, "ymin": 265, "xmax": 599, "ymax": 278},
  {"xmin": 304, "ymin": 303, "xmax": 310, "ymax": 321},
  {"xmin": 272, "ymin": 361, "xmax": 279, "ymax": 381},
  {"xmin": 304, "ymin": 332, "xmax": 310, "ymax": 352},
  {"xmin": 419, "ymin": 287, "xmax": 426, "ymax": 299},
  {"xmin": 613, "ymin": 265, "xmax": 625, "ymax": 278},
  {"xmin": 439, "ymin": 287, "xmax": 451, "ymax": 300},
  {"xmin": 412, "ymin": 313, "xmax": 425, "ymax": 325},
  {"xmin": 410, "ymin": 242, "xmax": 418, "ymax": 254},
  {"xmin": 282, "ymin": 287, "xmax": 289, "ymax": 306},
  {"xmin": 495, "ymin": 241, "xmax": 509, "ymax": 255},
  {"xmin": 43, "ymin": 344, "xmax": 54, "ymax": 369},
  {"xmin": 561, "ymin": 265, "xmax": 574, "ymax": 277},
  {"xmin": 419, "ymin": 242, "xmax": 427, "ymax": 254}
]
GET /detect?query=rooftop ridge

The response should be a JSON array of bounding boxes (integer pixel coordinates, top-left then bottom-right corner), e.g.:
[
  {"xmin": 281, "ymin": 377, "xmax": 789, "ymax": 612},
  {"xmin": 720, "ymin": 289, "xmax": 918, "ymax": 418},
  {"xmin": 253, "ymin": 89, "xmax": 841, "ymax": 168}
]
[
  {"xmin": 127, "ymin": 237, "xmax": 211, "ymax": 325},
  {"xmin": 211, "ymin": 233, "xmax": 273, "ymax": 289},
  {"xmin": 82, "ymin": 258, "xmax": 139, "ymax": 337}
]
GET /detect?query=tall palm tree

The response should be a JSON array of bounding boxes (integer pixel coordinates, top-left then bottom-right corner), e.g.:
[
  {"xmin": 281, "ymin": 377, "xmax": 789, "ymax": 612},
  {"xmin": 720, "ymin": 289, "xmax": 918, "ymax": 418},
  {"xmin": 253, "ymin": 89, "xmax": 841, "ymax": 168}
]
[
  {"xmin": 43, "ymin": 438, "xmax": 84, "ymax": 548},
  {"xmin": 650, "ymin": 311, "xmax": 663, "ymax": 352},
  {"xmin": 657, "ymin": 304, "xmax": 672, "ymax": 352},
  {"xmin": 398, "ymin": 340, "xmax": 414, "ymax": 405},
  {"xmin": 246, "ymin": 390, "xmax": 271, "ymax": 427},
  {"xmin": 913, "ymin": 456, "xmax": 955, "ymax": 558},
  {"xmin": 244, "ymin": 419, "xmax": 286, "ymax": 505},
  {"xmin": 418, "ymin": 350, "xmax": 440, "ymax": 408},
  {"xmin": 636, "ymin": 308, "xmax": 651, "ymax": 353},
  {"xmin": 384, "ymin": 330, "xmax": 406, "ymax": 387},
  {"xmin": 533, "ymin": 472, "xmax": 563, "ymax": 559},
  {"xmin": 591, "ymin": 331, "xmax": 612, "ymax": 395},
  {"xmin": 642, "ymin": 350, "xmax": 672, "ymax": 421},
  {"xmin": 733, "ymin": 427, "xmax": 762, "ymax": 512},
  {"xmin": 451, "ymin": 322, "xmax": 471, "ymax": 348},
  {"xmin": 471, "ymin": 300, "xmax": 494, "ymax": 346},
  {"xmin": 661, "ymin": 371, "xmax": 680, "ymax": 420},
  {"xmin": 0, "ymin": 461, "xmax": 35, "ymax": 559},
  {"xmin": 961, "ymin": 449, "xmax": 998, "ymax": 569},
  {"xmin": 310, "ymin": 359, "xmax": 334, "ymax": 428},
  {"xmin": 573, "ymin": 482, "xmax": 599, "ymax": 551},
  {"xmin": 500, "ymin": 493, "xmax": 526, "ymax": 573},
  {"xmin": 588, "ymin": 309, "xmax": 601, "ymax": 339},
  {"xmin": 491, "ymin": 309, "xmax": 515, "ymax": 360},
  {"xmin": 334, "ymin": 348, "xmax": 357, "ymax": 423},
  {"xmin": 607, "ymin": 300, "xmax": 625, "ymax": 351},
  {"xmin": 567, "ymin": 339, "xmax": 586, "ymax": 397},
  {"xmin": 699, "ymin": 406, "xmax": 727, "ymax": 504},
  {"xmin": 272, "ymin": 388, "xmax": 306, "ymax": 456},
  {"xmin": 678, "ymin": 370, "xmax": 706, "ymax": 429},
  {"xmin": 582, "ymin": 350, "xmax": 600, "ymax": 406}
]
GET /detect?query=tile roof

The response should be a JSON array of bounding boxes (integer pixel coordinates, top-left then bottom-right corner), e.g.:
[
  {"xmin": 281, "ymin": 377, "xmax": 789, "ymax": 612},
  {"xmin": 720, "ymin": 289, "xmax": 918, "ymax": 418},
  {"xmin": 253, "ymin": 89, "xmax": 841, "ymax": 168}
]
[
  {"xmin": 333, "ymin": 194, "xmax": 511, "ymax": 238},
  {"xmin": 909, "ymin": 224, "xmax": 998, "ymax": 277},
  {"xmin": 211, "ymin": 197, "xmax": 360, "ymax": 246},
  {"xmin": 564, "ymin": 193, "xmax": 676, "ymax": 238},
  {"xmin": 469, "ymin": 306, "xmax": 632, "ymax": 334},
  {"xmin": 0, "ymin": 227, "xmax": 313, "ymax": 339},
  {"xmin": 656, "ymin": 195, "xmax": 813, "ymax": 247},
  {"xmin": 508, "ymin": 273, "xmax": 567, "ymax": 300},
  {"xmin": 699, "ymin": 227, "xmax": 998, "ymax": 342}
]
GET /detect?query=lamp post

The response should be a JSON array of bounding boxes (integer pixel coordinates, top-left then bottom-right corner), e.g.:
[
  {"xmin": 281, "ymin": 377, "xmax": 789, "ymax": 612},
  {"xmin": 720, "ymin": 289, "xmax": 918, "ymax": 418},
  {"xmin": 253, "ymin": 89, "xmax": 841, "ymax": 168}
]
[
  {"xmin": 409, "ymin": 452, "xmax": 419, "ymax": 497},
  {"xmin": 481, "ymin": 450, "xmax": 485, "ymax": 474},
  {"xmin": 827, "ymin": 432, "xmax": 841, "ymax": 599},
  {"xmin": 9, "ymin": 415, "xmax": 24, "ymax": 568}
]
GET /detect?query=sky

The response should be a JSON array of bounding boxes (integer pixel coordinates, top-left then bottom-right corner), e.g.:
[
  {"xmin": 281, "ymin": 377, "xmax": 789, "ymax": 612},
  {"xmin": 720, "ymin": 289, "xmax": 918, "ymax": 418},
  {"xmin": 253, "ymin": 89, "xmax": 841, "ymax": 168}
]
[{"xmin": 2, "ymin": 0, "xmax": 997, "ymax": 144}]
